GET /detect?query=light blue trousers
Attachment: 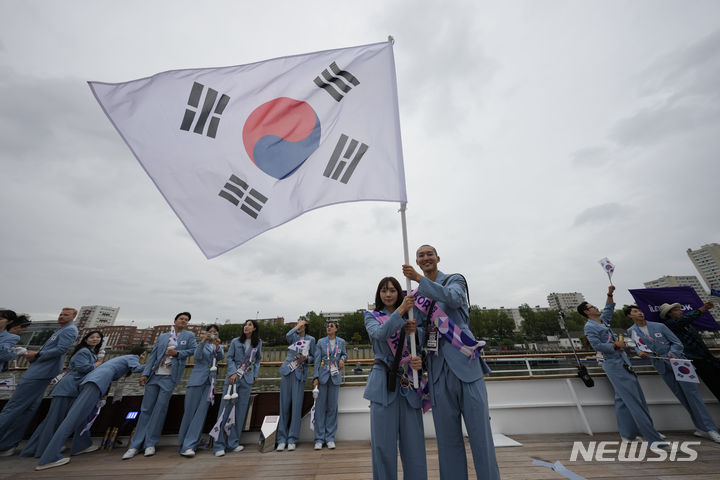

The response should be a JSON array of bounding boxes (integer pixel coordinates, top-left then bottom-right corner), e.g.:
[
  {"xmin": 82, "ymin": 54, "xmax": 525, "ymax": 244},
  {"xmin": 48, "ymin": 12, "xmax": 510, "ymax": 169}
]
[
  {"xmin": 369, "ymin": 394, "xmax": 427, "ymax": 480},
  {"xmin": 314, "ymin": 381, "xmax": 340, "ymax": 443},
  {"xmin": 430, "ymin": 362, "xmax": 500, "ymax": 480},
  {"xmin": 212, "ymin": 380, "xmax": 251, "ymax": 452},
  {"xmin": 0, "ymin": 378, "xmax": 49, "ymax": 450},
  {"xmin": 20, "ymin": 396, "xmax": 75, "ymax": 457},
  {"xmin": 37, "ymin": 384, "xmax": 98, "ymax": 466},
  {"xmin": 178, "ymin": 383, "xmax": 212, "ymax": 452},
  {"xmin": 604, "ymin": 363, "xmax": 663, "ymax": 443},
  {"xmin": 130, "ymin": 375, "xmax": 176, "ymax": 449},
  {"xmin": 658, "ymin": 364, "xmax": 717, "ymax": 432},
  {"xmin": 276, "ymin": 374, "xmax": 305, "ymax": 445}
]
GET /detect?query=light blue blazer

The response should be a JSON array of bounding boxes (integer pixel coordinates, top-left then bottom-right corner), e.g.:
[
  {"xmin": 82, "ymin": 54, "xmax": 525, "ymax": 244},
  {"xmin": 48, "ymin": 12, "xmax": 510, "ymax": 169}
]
[
  {"xmin": 187, "ymin": 342, "xmax": 225, "ymax": 387},
  {"xmin": 414, "ymin": 272, "xmax": 490, "ymax": 384},
  {"xmin": 24, "ymin": 322, "xmax": 79, "ymax": 380},
  {"xmin": 81, "ymin": 355, "xmax": 145, "ymax": 394},
  {"xmin": 226, "ymin": 337, "xmax": 262, "ymax": 384},
  {"xmin": 278, "ymin": 328, "xmax": 315, "ymax": 381},
  {"xmin": 627, "ymin": 322, "xmax": 684, "ymax": 374},
  {"xmin": 314, "ymin": 336, "xmax": 347, "ymax": 385},
  {"xmin": 142, "ymin": 330, "xmax": 197, "ymax": 383},
  {"xmin": 584, "ymin": 302, "xmax": 632, "ymax": 369},
  {"xmin": 51, "ymin": 348, "xmax": 97, "ymax": 398},
  {"xmin": 0, "ymin": 330, "xmax": 21, "ymax": 371},
  {"xmin": 363, "ymin": 308, "xmax": 424, "ymax": 409}
]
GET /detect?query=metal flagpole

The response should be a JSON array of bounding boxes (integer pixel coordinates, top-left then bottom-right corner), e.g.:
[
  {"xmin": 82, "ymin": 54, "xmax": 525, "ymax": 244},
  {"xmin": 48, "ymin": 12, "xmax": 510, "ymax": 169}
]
[{"xmin": 399, "ymin": 202, "xmax": 419, "ymax": 388}]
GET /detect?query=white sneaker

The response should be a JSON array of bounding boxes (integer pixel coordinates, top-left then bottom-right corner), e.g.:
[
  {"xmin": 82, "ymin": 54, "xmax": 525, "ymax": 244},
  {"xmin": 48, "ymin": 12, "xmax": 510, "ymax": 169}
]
[
  {"xmin": 287, "ymin": 443, "xmax": 296, "ymax": 451},
  {"xmin": 327, "ymin": 441, "xmax": 336, "ymax": 449},
  {"xmin": 694, "ymin": 430, "xmax": 708, "ymax": 439},
  {"xmin": 122, "ymin": 448, "xmax": 138, "ymax": 460},
  {"xmin": 707, "ymin": 430, "xmax": 720, "ymax": 443},
  {"xmin": 180, "ymin": 449, "xmax": 195, "ymax": 457},
  {"xmin": 144, "ymin": 446, "xmax": 155, "ymax": 457},
  {"xmin": 232, "ymin": 445, "xmax": 245, "ymax": 452},
  {"xmin": 35, "ymin": 457, "xmax": 70, "ymax": 471},
  {"xmin": 276, "ymin": 443, "xmax": 286, "ymax": 452},
  {"xmin": 314, "ymin": 442, "xmax": 322, "ymax": 450},
  {"xmin": 214, "ymin": 450, "xmax": 225, "ymax": 457},
  {"xmin": 0, "ymin": 447, "xmax": 15, "ymax": 457},
  {"xmin": 73, "ymin": 444, "xmax": 99, "ymax": 456}
]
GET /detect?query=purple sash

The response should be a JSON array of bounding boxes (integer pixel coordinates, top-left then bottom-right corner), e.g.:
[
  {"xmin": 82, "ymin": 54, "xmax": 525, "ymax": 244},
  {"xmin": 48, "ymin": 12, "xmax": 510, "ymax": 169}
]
[
  {"xmin": 369, "ymin": 311, "xmax": 431, "ymax": 413},
  {"xmin": 413, "ymin": 289, "xmax": 485, "ymax": 360}
]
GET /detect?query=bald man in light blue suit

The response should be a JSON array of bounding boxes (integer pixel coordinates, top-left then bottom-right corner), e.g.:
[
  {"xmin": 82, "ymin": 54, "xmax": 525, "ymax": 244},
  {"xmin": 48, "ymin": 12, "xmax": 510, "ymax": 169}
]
[
  {"xmin": 404, "ymin": 245, "xmax": 500, "ymax": 480},
  {"xmin": 0, "ymin": 308, "xmax": 78, "ymax": 456},
  {"xmin": 625, "ymin": 305, "xmax": 720, "ymax": 442}
]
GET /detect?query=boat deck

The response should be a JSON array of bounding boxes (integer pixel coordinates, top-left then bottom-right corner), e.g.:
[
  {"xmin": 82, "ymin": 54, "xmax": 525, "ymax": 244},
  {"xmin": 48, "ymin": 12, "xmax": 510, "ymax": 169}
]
[{"xmin": 1, "ymin": 431, "xmax": 718, "ymax": 479}]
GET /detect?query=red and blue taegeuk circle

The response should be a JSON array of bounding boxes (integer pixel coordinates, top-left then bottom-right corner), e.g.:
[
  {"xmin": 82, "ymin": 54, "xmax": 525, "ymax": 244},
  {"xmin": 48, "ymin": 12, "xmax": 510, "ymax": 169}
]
[{"xmin": 242, "ymin": 97, "xmax": 321, "ymax": 179}]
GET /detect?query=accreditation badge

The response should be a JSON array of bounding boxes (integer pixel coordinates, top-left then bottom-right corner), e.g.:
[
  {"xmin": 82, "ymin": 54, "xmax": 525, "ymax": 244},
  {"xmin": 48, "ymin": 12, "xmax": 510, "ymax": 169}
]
[{"xmin": 329, "ymin": 362, "xmax": 339, "ymax": 376}]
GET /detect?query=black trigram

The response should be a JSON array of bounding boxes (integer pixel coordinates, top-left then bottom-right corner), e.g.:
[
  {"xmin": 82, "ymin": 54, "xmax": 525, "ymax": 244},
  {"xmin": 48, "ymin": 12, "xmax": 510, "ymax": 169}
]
[
  {"xmin": 218, "ymin": 174, "xmax": 268, "ymax": 219},
  {"xmin": 313, "ymin": 62, "xmax": 360, "ymax": 102},
  {"xmin": 323, "ymin": 134, "xmax": 368, "ymax": 184},
  {"xmin": 180, "ymin": 82, "xmax": 230, "ymax": 138}
]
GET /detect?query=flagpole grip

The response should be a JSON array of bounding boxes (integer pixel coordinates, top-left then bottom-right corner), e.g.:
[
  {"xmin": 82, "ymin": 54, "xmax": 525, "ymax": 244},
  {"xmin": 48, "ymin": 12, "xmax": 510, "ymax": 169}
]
[{"xmin": 399, "ymin": 203, "xmax": 419, "ymax": 389}]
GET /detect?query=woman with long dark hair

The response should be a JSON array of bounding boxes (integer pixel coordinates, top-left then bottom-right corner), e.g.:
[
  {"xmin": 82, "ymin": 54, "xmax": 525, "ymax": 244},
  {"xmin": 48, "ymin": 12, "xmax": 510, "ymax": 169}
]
[
  {"xmin": 178, "ymin": 324, "xmax": 224, "ymax": 457},
  {"xmin": 364, "ymin": 276, "xmax": 427, "ymax": 480},
  {"xmin": 20, "ymin": 330, "xmax": 103, "ymax": 458},
  {"xmin": 212, "ymin": 320, "xmax": 262, "ymax": 457}
]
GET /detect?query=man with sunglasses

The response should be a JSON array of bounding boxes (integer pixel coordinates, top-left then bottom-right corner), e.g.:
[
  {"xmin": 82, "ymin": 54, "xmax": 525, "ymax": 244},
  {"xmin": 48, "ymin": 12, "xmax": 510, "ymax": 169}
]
[{"xmin": 580, "ymin": 286, "xmax": 666, "ymax": 446}]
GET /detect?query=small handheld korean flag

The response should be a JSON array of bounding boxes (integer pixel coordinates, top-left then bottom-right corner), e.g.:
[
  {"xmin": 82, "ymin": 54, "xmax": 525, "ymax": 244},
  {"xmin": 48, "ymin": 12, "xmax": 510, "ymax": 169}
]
[
  {"xmin": 671, "ymin": 358, "xmax": 699, "ymax": 383},
  {"xmin": 89, "ymin": 40, "xmax": 407, "ymax": 259},
  {"xmin": 598, "ymin": 257, "xmax": 615, "ymax": 285},
  {"xmin": 630, "ymin": 329, "xmax": 652, "ymax": 353}
]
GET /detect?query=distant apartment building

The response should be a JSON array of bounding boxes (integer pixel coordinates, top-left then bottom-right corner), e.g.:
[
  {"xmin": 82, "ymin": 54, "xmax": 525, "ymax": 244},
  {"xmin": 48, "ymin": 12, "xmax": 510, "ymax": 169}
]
[
  {"xmin": 547, "ymin": 292, "xmax": 586, "ymax": 311},
  {"xmin": 687, "ymin": 243, "xmax": 720, "ymax": 291},
  {"xmin": 254, "ymin": 316, "xmax": 284, "ymax": 326},
  {"xmin": 644, "ymin": 275, "xmax": 707, "ymax": 296},
  {"xmin": 318, "ymin": 311, "xmax": 354, "ymax": 323},
  {"xmin": 79, "ymin": 325, "xmax": 137, "ymax": 349},
  {"xmin": 76, "ymin": 305, "xmax": 119, "ymax": 330}
]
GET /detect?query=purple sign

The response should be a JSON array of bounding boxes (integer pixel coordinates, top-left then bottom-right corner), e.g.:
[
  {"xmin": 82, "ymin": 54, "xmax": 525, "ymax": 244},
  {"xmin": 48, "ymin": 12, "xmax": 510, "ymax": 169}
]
[{"xmin": 628, "ymin": 286, "xmax": 718, "ymax": 331}]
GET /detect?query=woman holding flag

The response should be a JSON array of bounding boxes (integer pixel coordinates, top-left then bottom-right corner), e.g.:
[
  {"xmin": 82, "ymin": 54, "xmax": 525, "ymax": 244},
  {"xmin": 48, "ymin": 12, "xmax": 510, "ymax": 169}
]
[
  {"xmin": 178, "ymin": 324, "xmax": 224, "ymax": 457},
  {"xmin": 276, "ymin": 317, "xmax": 315, "ymax": 452},
  {"xmin": 20, "ymin": 330, "xmax": 104, "ymax": 458},
  {"xmin": 212, "ymin": 320, "xmax": 261, "ymax": 457},
  {"xmin": 364, "ymin": 276, "xmax": 427, "ymax": 480}
]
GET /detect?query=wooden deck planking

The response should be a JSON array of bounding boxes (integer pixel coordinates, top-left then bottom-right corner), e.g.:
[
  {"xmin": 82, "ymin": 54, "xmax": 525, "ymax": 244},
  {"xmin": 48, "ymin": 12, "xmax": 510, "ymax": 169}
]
[{"xmin": 0, "ymin": 431, "xmax": 718, "ymax": 479}]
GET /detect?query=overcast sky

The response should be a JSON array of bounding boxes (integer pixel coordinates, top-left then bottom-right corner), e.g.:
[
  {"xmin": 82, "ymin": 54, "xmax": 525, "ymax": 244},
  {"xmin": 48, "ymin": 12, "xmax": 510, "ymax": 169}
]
[{"xmin": 1, "ymin": 1, "xmax": 719, "ymax": 328}]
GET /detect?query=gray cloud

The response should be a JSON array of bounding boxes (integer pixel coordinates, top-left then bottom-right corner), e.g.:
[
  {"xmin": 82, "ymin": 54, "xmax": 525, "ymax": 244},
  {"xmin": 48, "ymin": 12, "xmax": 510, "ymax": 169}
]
[
  {"xmin": 573, "ymin": 203, "xmax": 631, "ymax": 227},
  {"xmin": 572, "ymin": 146, "xmax": 613, "ymax": 167}
]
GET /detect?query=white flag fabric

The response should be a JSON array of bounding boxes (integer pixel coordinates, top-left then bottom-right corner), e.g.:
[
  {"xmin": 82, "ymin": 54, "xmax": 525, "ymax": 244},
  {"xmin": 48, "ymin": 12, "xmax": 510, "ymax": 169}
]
[
  {"xmin": 630, "ymin": 329, "xmax": 652, "ymax": 353},
  {"xmin": 598, "ymin": 257, "xmax": 615, "ymax": 278},
  {"xmin": 90, "ymin": 41, "xmax": 407, "ymax": 258},
  {"xmin": 671, "ymin": 358, "xmax": 700, "ymax": 383}
]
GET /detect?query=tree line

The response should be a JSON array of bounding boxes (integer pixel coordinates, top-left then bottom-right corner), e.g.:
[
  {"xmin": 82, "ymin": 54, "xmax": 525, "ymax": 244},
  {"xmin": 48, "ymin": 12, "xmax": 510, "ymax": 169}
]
[{"xmin": 216, "ymin": 304, "xmax": 637, "ymax": 348}]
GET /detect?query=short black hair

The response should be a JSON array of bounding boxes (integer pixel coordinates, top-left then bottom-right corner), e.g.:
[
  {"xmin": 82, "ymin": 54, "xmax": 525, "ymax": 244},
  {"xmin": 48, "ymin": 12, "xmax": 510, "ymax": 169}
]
[
  {"xmin": 175, "ymin": 312, "xmax": 191, "ymax": 321},
  {"xmin": 7, "ymin": 314, "xmax": 31, "ymax": 330},
  {"xmin": 416, "ymin": 244, "xmax": 438, "ymax": 256},
  {"xmin": 623, "ymin": 304, "xmax": 640, "ymax": 316},
  {"xmin": 130, "ymin": 346, "xmax": 146, "ymax": 356},
  {"xmin": 0, "ymin": 310, "xmax": 18, "ymax": 325},
  {"xmin": 205, "ymin": 324, "xmax": 219, "ymax": 332},
  {"xmin": 577, "ymin": 301, "xmax": 590, "ymax": 318}
]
